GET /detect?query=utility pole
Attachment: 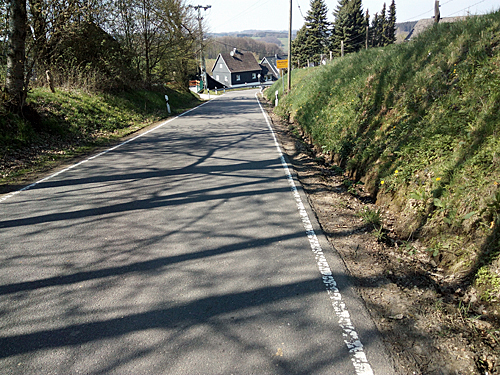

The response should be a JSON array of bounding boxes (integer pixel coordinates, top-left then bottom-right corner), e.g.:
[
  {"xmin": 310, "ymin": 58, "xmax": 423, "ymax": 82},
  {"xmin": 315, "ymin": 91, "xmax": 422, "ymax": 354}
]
[
  {"xmin": 189, "ymin": 4, "xmax": 211, "ymax": 92},
  {"xmin": 434, "ymin": 1, "xmax": 440, "ymax": 23},
  {"xmin": 287, "ymin": 0, "xmax": 292, "ymax": 92}
]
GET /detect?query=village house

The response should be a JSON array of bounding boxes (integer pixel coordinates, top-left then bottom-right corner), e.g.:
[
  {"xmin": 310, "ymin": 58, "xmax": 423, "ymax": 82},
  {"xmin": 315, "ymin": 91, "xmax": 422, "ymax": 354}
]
[
  {"xmin": 259, "ymin": 54, "xmax": 288, "ymax": 82},
  {"xmin": 211, "ymin": 48, "xmax": 262, "ymax": 87}
]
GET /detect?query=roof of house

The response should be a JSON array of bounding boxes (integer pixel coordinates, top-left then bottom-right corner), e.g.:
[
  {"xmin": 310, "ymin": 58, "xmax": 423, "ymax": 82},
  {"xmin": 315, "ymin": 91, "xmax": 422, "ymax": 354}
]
[
  {"xmin": 260, "ymin": 54, "xmax": 288, "ymax": 76},
  {"xmin": 261, "ymin": 54, "xmax": 288, "ymax": 66},
  {"xmin": 406, "ymin": 16, "xmax": 467, "ymax": 40},
  {"xmin": 215, "ymin": 49, "xmax": 262, "ymax": 73}
]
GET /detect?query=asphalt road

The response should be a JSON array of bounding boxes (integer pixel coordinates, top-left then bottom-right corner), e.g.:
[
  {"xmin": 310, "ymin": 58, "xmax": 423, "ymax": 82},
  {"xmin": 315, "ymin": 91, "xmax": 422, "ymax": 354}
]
[{"xmin": 0, "ymin": 89, "xmax": 395, "ymax": 374}]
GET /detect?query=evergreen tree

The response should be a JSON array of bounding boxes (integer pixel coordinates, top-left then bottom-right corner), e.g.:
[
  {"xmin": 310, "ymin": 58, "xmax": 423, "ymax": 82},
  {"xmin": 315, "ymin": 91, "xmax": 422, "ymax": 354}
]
[
  {"xmin": 291, "ymin": 0, "xmax": 330, "ymax": 64},
  {"xmin": 331, "ymin": 0, "xmax": 365, "ymax": 56},
  {"xmin": 369, "ymin": 1, "xmax": 397, "ymax": 48},
  {"xmin": 306, "ymin": 0, "xmax": 330, "ymax": 60},
  {"xmin": 379, "ymin": 3, "xmax": 388, "ymax": 46},
  {"xmin": 369, "ymin": 12, "xmax": 378, "ymax": 47},
  {"xmin": 364, "ymin": 9, "xmax": 370, "ymax": 50},
  {"xmin": 291, "ymin": 25, "xmax": 310, "ymax": 66},
  {"xmin": 386, "ymin": 0, "xmax": 397, "ymax": 45}
]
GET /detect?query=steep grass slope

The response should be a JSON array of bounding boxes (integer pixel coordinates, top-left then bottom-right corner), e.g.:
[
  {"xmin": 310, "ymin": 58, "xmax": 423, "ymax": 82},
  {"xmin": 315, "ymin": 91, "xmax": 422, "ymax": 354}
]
[
  {"xmin": 267, "ymin": 12, "xmax": 500, "ymax": 305},
  {"xmin": 1, "ymin": 86, "xmax": 200, "ymax": 184}
]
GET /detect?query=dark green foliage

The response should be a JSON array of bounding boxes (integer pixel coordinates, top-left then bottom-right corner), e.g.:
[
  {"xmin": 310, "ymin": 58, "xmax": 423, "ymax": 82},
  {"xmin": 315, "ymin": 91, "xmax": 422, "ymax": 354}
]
[
  {"xmin": 331, "ymin": 0, "xmax": 366, "ymax": 55},
  {"xmin": 291, "ymin": 26, "xmax": 310, "ymax": 65},
  {"xmin": 370, "ymin": 1, "xmax": 397, "ymax": 47},
  {"xmin": 304, "ymin": 0, "xmax": 330, "ymax": 58},
  {"xmin": 386, "ymin": 0, "xmax": 397, "ymax": 45},
  {"xmin": 291, "ymin": 0, "xmax": 330, "ymax": 64}
]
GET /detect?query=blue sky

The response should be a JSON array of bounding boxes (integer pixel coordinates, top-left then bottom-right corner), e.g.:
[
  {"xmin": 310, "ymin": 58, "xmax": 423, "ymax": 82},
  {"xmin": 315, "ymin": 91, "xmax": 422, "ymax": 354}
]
[{"xmin": 198, "ymin": 0, "xmax": 500, "ymax": 33}]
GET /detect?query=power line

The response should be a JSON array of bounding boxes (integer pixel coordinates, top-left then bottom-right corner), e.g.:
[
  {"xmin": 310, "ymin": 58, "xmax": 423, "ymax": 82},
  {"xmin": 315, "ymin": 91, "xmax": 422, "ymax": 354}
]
[
  {"xmin": 400, "ymin": 7, "xmax": 434, "ymax": 22},
  {"xmin": 400, "ymin": 0, "xmax": 488, "ymax": 23},
  {"xmin": 297, "ymin": 1, "xmax": 305, "ymax": 19},
  {"xmin": 445, "ymin": 0, "xmax": 487, "ymax": 17}
]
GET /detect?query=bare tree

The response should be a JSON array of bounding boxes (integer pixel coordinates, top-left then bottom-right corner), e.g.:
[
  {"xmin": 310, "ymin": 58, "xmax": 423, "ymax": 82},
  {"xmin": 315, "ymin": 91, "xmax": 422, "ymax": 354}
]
[{"xmin": 5, "ymin": 0, "xmax": 27, "ymax": 108}]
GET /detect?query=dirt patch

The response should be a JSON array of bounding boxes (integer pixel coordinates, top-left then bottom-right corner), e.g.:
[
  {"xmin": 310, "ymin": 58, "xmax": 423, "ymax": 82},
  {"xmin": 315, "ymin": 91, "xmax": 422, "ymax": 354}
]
[{"xmin": 261, "ymin": 97, "xmax": 499, "ymax": 375}]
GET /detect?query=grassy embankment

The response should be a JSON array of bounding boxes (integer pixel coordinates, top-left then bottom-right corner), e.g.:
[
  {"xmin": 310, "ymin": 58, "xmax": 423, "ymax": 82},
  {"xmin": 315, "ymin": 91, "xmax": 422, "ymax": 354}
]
[
  {"xmin": 0, "ymin": 86, "xmax": 201, "ymax": 186},
  {"xmin": 266, "ymin": 11, "xmax": 500, "ymax": 305}
]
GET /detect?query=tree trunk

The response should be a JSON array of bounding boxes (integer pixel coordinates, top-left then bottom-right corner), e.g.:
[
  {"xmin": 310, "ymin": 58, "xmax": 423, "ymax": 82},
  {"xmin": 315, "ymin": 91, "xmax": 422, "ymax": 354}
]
[{"xmin": 5, "ymin": 0, "xmax": 27, "ymax": 108}]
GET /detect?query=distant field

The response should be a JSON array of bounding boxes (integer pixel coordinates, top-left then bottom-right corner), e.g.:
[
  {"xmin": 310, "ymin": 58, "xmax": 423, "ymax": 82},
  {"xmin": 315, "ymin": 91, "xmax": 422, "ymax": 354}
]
[{"xmin": 278, "ymin": 38, "xmax": 289, "ymax": 53}]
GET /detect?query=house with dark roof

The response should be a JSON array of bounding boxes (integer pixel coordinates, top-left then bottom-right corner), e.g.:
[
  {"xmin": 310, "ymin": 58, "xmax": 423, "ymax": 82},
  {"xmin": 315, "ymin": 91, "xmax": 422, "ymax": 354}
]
[
  {"xmin": 211, "ymin": 48, "xmax": 262, "ymax": 87},
  {"xmin": 260, "ymin": 54, "xmax": 288, "ymax": 82}
]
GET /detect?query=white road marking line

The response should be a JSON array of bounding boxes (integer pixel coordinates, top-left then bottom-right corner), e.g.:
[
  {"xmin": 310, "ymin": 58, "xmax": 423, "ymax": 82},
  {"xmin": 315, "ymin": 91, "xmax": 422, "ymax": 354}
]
[
  {"xmin": 0, "ymin": 100, "xmax": 213, "ymax": 203},
  {"xmin": 255, "ymin": 93, "xmax": 374, "ymax": 375}
]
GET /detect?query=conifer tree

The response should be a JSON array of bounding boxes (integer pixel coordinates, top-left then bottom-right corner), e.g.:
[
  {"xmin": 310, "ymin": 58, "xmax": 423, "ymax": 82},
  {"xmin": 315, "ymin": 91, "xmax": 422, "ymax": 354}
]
[
  {"xmin": 291, "ymin": 0, "xmax": 330, "ymax": 64},
  {"xmin": 331, "ymin": 0, "xmax": 365, "ymax": 56},
  {"xmin": 386, "ymin": 0, "xmax": 397, "ymax": 45},
  {"xmin": 304, "ymin": 0, "xmax": 330, "ymax": 61},
  {"xmin": 291, "ymin": 25, "xmax": 310, "ymax": 66},
  {"xmin": 369, "ymin": 1, "xmax": 397, "ymax": 48},
  {"xmin": 379, "ymin": 3, "xmax": 388, "ymax": 46}
]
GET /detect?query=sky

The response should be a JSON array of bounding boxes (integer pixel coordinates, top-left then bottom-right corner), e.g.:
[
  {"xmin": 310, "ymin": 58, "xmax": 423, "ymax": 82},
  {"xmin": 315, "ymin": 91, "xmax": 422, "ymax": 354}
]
[{"xmin": 197, "ymin": 0, "xmax": 500, "ymax": 33}]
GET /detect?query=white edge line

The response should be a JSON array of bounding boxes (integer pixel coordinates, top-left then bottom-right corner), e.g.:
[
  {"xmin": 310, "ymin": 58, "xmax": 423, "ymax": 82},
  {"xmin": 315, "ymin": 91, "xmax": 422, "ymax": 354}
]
[
  {"xmin": 0, "ymin": 100, "xmax": 214, "ymax": 203},
  {"xmin": 255, "ymin": 92, "xmax": 374, "ymax": 375}
]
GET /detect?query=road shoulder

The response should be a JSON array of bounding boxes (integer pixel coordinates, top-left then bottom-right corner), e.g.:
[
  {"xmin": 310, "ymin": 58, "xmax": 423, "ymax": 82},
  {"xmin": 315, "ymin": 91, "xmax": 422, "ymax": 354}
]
[{"xmin": 258, "ymin": 94, "xmax": 483, "ymax": 375}]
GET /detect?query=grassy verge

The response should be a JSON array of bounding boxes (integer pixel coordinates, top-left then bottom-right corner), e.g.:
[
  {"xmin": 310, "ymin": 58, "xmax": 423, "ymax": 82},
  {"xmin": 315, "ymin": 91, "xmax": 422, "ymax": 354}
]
[
  {"xmin": 0, "ymin": 86, "xmax": 201, "ymax": 187},
  {"xmin": 266, "ymin": 11, "xmax": 500, "ymax": 306}
]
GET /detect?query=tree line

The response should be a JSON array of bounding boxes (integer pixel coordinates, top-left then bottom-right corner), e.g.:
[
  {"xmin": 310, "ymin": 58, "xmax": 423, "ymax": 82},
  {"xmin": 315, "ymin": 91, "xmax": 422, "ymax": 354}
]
[
  {"xmin": 292, "ymin": 0, "xmax": 396, "ymax": 65},
  {"xmin": 205, "ymin": 36, "xmax": 284, "ymax": 61},
  {"xmin": 1, "ymin": 0, "xmax": 204, "ymax": 110}
]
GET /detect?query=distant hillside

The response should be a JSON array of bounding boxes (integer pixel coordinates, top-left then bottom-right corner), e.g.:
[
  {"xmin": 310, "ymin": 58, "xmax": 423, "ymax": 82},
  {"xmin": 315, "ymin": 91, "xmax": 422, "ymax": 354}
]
[
  {"xmin": 205, "ymin": 36, "xmax": 285, "ymax": 60},
  {"xmin": 208, "ymin": 30, "xmax": 297, "ymax": 52},
  {"xmin": 208, "ymin": 30, "xmax": 296, "ymax": 39}
]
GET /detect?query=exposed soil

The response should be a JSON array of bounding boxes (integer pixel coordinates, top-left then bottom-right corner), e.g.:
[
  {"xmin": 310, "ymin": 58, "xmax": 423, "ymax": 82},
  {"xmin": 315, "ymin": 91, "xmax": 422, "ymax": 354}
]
[{"xmin": 261, "ymin": 98, "xmax": 499, "ymax": 375}]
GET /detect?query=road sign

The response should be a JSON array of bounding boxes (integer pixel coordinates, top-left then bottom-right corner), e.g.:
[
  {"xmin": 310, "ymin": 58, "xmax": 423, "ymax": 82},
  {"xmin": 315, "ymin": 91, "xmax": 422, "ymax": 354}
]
[{"xmin": 276, "ymin": 59, "xmax": 288, "ymax": 69}]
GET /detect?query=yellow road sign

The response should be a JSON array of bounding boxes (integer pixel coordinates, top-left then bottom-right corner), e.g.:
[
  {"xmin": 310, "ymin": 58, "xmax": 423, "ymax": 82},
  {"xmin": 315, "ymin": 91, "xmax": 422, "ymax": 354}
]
[{"xmin": 276, "ymin": 59, "xmax": 288, "ymax": 69}]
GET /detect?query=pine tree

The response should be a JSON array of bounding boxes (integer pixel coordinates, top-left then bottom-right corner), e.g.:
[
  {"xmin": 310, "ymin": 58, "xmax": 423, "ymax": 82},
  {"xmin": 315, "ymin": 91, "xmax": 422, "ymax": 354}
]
[
  {"xmin": 364, "ymin": 9, "xmax": 370, "ymax": 50},
  {"xmin": 291, "ymin": 25, "xmax": 310, "ymax": 66},
  {"xmin": 385, "ymin": 0, "xmax": 397, "ymax": 45},
  {"xmin": 369, "ymin": 12, "xmax": 377, "ymax": 47},
  {"xmin": 305, "ymin": 0, "xmax": 330, "ymax": 61},
  {"xmin": 369, "ymin": 1, "xmax": 397, "ymax": 48},
  {"xmin": 379, "ymin": 3, "xmax": 388, "ymax": 46},
  {"xmin": 331, "ymin": 0, "xmax": 365, "ymax": 56}
]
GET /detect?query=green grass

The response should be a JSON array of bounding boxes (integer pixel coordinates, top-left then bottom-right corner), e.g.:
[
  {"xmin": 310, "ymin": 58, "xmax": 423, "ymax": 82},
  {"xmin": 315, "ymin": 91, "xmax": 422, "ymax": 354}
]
[
  {"xmin": 357, "ymin": 207, "xmax": 382, "ymax": 227},
  {"xmin": 266, "ymin": 11, "xmax": 500, "ymax": 289},
  {"xmin": 0, "ymin": 86, "xmax": 200, "ymax": 184}
]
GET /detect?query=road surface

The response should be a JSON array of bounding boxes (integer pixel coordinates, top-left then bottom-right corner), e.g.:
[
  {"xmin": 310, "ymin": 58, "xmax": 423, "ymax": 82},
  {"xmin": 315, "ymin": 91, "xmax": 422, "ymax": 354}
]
[{"xmin": 0, "ymin": 89, "xmax": 394, "ymax": 374}]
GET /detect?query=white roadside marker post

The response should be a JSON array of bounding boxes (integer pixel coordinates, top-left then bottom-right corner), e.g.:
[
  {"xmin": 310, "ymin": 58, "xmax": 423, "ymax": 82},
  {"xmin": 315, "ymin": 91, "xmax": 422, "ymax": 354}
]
[{"xmin": 165, "ymin": 95, "xmax": 171, "ymax": 114}]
